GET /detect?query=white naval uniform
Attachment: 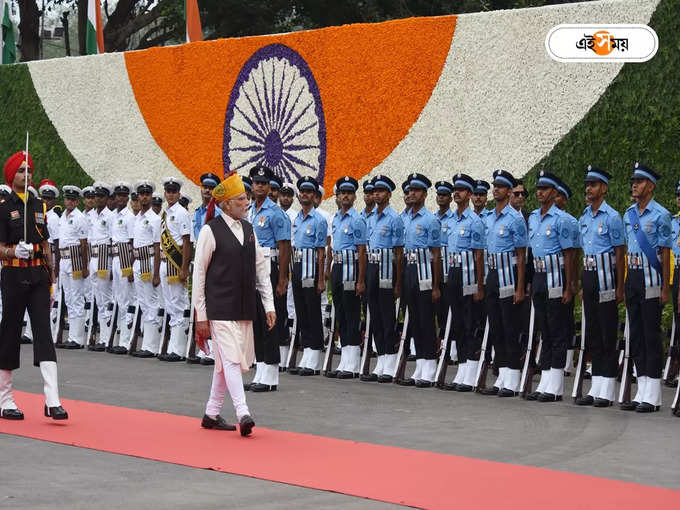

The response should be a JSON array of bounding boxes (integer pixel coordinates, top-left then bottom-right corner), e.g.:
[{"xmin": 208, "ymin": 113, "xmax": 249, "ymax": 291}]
[
  {"xmin": 132, "ymin": 208, "xmax": 162, "ymax": 353},
  {"xmin": 58, "ymin": 208, "xmax": 89, "ymax": 345},
  {"xmin": 88, "ymin": 207, "xmax": 115, "ymax": 344},
  {"xmin": 193, "ymin": 214, "xmax": 274, "ymax": 420},
  {"xmin": 160, "ymin": 202, "xmax": 192, "ymax": 356},
  {"xmin": 112, "ymin": 206, "xmax": 136, "ymax": 350}
]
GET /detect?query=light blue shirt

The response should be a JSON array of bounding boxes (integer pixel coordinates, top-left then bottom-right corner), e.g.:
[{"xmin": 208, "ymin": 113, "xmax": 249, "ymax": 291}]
[
  {"xmin": 293, "ymin": 208, "xmax": 328, "ymax": 249},
  {"xmin": 404, "ymin": 206, "xmax": 441, "ymax": 250},
  {"xmin": 331, "ymin": 207, "xmax": 367, "ymax": 251},
  {"xmin": 578, "ymin": 200, "xmax": 624, "ymax": 255},
  {"xmin": 623, "ymin": 199, "xmax": 672, "ymax": 253},
  {"xmin": 485, "ymin": 204, "xmax": 528, "ymax": 254},
  {"xmin": 437, "ymin": 209, "xmax": 454, "ymax": 247},
  {"xmin": 671, "ymin": 214, "xmax": 680, "ymax": 257},
  {"xmin": 528, "ymin": 205, "xmax": 576, "ymax": 257},
  {"xmin": 194, "ymin": 203, "xmax": 221, "ymax": 241},
  {"xmin": 247, "ymin": 197, "xmax": 291, "ymax": 249},
  {"xmin": 367, "ymin": 205, "xmax": 405, "ymax": 249},
  {"xmin": 446, "ymin": 206, "xmax": 486, "ymax": 252}
]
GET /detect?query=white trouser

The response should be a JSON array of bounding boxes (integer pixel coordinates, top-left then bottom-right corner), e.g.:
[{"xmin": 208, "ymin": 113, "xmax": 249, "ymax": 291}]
[
  {"xmin": 60, "ymin": 257, "xmax": 86, "ymax": 319},
  {"xmin": 133, "ymin": 258, "xmax": 160, "ymax": 326},
  {"xmin": 287, "ymin": 280, "xmax": 295, "ymax": 320},
  {"xmin": 159, "ymin": 263, "xmax": 189, "ymax": 329},
  {"xmin": 89, "ymin": 258, "xmax": 114, "ymax": 328},
  {"xmin": 112, "ymin": 256, "xmax": 135, "ymax": 343},
  {"xmin": 205, "ymin": 345, "xmax": 250, "ymax": 420}
]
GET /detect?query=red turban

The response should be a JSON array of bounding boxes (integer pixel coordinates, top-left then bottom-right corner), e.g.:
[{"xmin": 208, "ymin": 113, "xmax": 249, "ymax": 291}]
[{"xmin": 4, "ymin": 151, "xmax": 34, "ymax": 185}]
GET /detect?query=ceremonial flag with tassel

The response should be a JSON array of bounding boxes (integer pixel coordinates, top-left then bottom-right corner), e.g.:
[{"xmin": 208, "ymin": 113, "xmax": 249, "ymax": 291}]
[
  {"xmin": 86, "ymin": 0, "xmax": 105, "ymax": 55},
  {"xmin": 185, "ymin": 0, "xmax": 203, "ymax": 43}
]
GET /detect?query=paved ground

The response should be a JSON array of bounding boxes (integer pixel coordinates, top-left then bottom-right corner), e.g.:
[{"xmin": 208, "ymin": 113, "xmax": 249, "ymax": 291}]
[{"xmin": 2, "ymin": 346, "xmax": 679, "ymax": 509}]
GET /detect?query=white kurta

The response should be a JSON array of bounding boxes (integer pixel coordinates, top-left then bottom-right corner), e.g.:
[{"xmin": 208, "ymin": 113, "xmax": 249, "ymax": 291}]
[{"xmin": 192, "ymin": 214, "xmax": 274, "ymax": 373}]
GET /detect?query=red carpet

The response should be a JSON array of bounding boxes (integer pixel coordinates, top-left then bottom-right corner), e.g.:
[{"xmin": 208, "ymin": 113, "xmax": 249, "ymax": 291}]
[{"xmin": 1, "ymin": 391, "xmax": 678, "ymax": 509}]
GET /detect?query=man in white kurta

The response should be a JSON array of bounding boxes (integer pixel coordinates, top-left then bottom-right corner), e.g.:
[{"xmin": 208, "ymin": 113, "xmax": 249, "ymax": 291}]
[{"xmin": 192, "ymin": 174, "xmax": 275, "ymax": 436}]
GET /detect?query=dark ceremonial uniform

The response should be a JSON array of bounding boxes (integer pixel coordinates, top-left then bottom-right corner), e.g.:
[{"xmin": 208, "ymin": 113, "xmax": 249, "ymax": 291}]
[
  {"xmin": 434, "ymin": 181, "xmax": 454, "ymax": 346},
  {"xmin": 0, "ymin": 191, "xmax": 55, "ymax": 370},
  {"xmin": 622, "ymin": 163, "xmax": 671, "ymax": 412}
]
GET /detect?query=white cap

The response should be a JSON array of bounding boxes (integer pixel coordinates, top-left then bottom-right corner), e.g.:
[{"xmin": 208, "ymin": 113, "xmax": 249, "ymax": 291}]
[
  {"xmin": 134, "ymin": 180, "xmax": 155, "ymax": 193},
  {"xmin": 162, "ymin": 176, "xmax": 183, "ymax": 189}
]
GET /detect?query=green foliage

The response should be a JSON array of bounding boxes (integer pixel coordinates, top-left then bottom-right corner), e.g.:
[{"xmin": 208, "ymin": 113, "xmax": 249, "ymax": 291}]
[
  {"xmin": 523, "ymin": 0, "xmax": 680, "ymax": 218},
  {"xmin": 0, "ymin": 64, "xmax": 92, "ymax": 191}
]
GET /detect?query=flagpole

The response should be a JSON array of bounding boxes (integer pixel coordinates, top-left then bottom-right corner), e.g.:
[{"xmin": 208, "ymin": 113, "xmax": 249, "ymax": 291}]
[{"xmin": 24, "ymin": 131, "xmax": 29, "ymax": 241}]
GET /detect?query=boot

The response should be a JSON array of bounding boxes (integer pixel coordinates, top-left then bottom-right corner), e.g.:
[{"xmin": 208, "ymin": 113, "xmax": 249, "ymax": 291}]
[
  {"xmin": 139, "ymin": 320, "xmax": 161, "ymax": 356},
  {"xmin": 68, "ymin": 316, "xmax": 87, "ymax": 348},
  {"xmin": 0, "ymin": 370, "xmax": 23, "ymax": 420},
  {"xmin": 167, "ymin": 325, "xmax": 188, "ymax": 358},
  {"xmin": 40, "ymin": 362, "xmax": 68, "ymax": 420}
]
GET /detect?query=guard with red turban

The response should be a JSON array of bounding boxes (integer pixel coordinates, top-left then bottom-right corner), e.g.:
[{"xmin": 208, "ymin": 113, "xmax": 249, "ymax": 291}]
[{"xmin": 0, "ymin": 151, "xmax": 68, "ymax": 420}]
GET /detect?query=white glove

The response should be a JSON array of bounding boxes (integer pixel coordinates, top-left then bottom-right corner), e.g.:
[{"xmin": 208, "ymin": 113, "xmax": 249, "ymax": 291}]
[{"xmin": 15, "ymin": 241, "xmax": 34, "ymax": 260}]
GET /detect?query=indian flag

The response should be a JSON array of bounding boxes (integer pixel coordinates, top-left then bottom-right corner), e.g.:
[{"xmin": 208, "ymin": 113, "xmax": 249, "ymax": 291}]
[
  {"xmin": 185, "ymin": 0, "xmax": 203, "ymax": 43},
  {"xmin": 86, "ymin": 0, "xmax": 104, "ymax": 55},
  {"xmin": 1, "ymin": 0, "xmax": 16, "ymax": 64}
]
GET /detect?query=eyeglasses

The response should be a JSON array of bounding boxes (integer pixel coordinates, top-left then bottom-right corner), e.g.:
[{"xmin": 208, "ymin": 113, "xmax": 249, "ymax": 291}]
[{"xmin": 513, "ymin": 191, "xmax": 528, "ymax": 198}]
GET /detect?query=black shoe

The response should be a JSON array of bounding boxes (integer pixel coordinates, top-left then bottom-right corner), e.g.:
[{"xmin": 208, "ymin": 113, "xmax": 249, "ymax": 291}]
[
  {"xmin": 593, "ymin": 398, "xmax": 613, "ymax": 408},
  {"xmin": 186, "ymin": 356, "xmax": 201, "ymax": 364},
  {"xmin": 278, "ymin": 366, "xmax": 287, "ymax": 373},
  {"xmin": 575, "ymin": 395, "xmax": 594, "ymax": 406},
  {"xmin": 201, "ymin": 414, "xmax": 236, "ymax": 430},
  {"xmin": 200, "ymin": 357, "xmax": 215, "ymax": 366},
  {"xmin": 243, "ymin": 383, "xmax": 252, "ymax": 391},
  {"xmin": 55, "ymin": 342, "xmax": 67, "ymax": 349},
  {"xmin": 443, "ymin": 382, "xmax": 458, "ymax": 391},
  {"xmin": 63, "ymin": 341, "xmax": 81, "ymax": 350},
  {"xmin": 239, "ymin": 414, "xmax": 255, "ymax": 436},
  {"xmin": 396, "ymin": 378, "xmax": 416, "ymax": 386},
  {"xmin": 415, "ymin": 380, "xmax": 433, "ymax": 388},
  {"xmin": 456, "ymin": 384, "xmax": 473, "ymax": 392},
  {"xmin": 299, "ymin": 368, "xmax": 320, "ymax": 376},
  {"xmin": 114, "ymin": 346, "xmax": 129, "ymax": 355},
  {"xmin": 20, "ymin": 335, "xmax": 32, "ymax": 344},
  {"xmin": 165, "ymin": 353, "xmax": 184, "ymax": 362},
  {"xmin": 526, "ymin": 391, "xmax": 541, "ymax": 401},
  {"xmin": 158, "ymin": 353, "xmax": 169, "ymax": 361},
  {"xmin": 337, "ymin": 371, "xmax": 355, "ymax": 379},
  {"xmin": 44, "ymin": 405, "xmax": 68, "ymax": 420},
  {"xmin": 93, "ymin": 343, "xmax": 106, "ymax": 352},
  {"xmin": 635, "ymin": 402, "xmax": 660, "ymax": 413},
  {"xmin": 498, "ymin": 388, "xmax": 518, "ymax": 398},
  {"xmin": 1, "ymin": 408, "xmax": 24, "ymax": 420},
  {"xmin": 377, "ymin": 375, "xmax": 393, "ymax": 383},
  {"xmin": 87, "ymin": 344, "xmax": 97, "ymax": 351},
  {"xmin": 664, "ymin": 379, "xmax": 678, "ymax": 388},
  {"xmin": 136, "ymin": 350, "xmax": 156, "ymax": 358},
  {"xmin": 251, "ymin": 383, "xmax": 277, "ymax": 392},
  {"xmin": 481, "ymin": 386, "xmax": 500, "ymax": 396},
  {"xmin": 537, "ymin": 392, "xmax": 562, "ymax": 402},
  {"xmin": 325, "ymin": 370, "xmax": 339, "ymax": 378},
  {"xmin": 620, "ymin": 401, "xmax": 640, "ymax": 411},
  {"xmin": 287, "ymin": 367, "xmax": 299, "ymax": 375},
  {"xmin": 360, "ymin": 373, "xmax": 378, "ymax": 382}
]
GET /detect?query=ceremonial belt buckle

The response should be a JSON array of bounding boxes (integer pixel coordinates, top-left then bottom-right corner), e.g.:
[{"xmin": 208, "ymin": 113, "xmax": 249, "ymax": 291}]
[
  {"xmin": 368, "ymin": 250, "xmax": 382, "ymax": 263},
  {"xmin": 406, "ymin": 251, "xmax": 418, "ymax": 264}
]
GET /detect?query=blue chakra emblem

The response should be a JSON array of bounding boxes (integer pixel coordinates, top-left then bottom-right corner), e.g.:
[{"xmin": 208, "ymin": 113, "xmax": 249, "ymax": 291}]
[{"xmin": 223, "ymin": 44, "xmax": 327, "ymax": 185}]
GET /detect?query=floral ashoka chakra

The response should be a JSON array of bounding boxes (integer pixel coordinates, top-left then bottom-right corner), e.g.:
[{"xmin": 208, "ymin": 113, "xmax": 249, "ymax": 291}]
[{"xmin": 223, "ymin": 44, "xmax": 327, "ymax": 184}]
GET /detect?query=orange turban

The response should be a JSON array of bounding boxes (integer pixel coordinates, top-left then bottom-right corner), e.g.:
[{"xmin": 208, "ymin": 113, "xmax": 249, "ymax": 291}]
[{"xmin": 4, "ymin": 151, "xmax": 33, "ymax": 185}]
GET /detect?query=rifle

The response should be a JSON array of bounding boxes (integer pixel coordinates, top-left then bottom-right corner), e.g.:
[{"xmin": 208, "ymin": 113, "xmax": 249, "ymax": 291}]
[
  {"xmin": 159, "ymin": 310, "xmax": 171, "ymax": 357},
  {"xmin": 128, "ymin": 304, "xmax": 142, "ymax": 354},
  {"xmin": 663, "ymin": 313, "xmax": 679, "ymax": 386},
  {"xmin": 286, "ymin": 314, "xmax": 300, "ymax": 372},
  {"xmin": 617, "ymin": 312, "xmax": 632, "ymax": 405},
  {"xmin": 106, "ymin": 303, "xmax": 119, "ymax": 351},
  {"xmin": 519, "ymin": 303, "xmax": 537, "ymax": 398},
  {"xmin": 322, "ymin": 301, "xmax": 339, "ymax": 376},
  {"xmin": 671, "ymin": 375, "xmax": 680, "ymax": 416},
  {"xmin": 359, "ymin": 306, "xmax": 373, "ymax": 377},
  {"xmin": 392, "ymin": 308, "xmax": 410, "ymax": 382},
  {"xmin": 474, "ymin": 318, "xmax": 491, "ymax": 391},
  {"xmin": 571, "ymin": 307, "xmax": 587, "ymax": 402},
  {"xmin": 185, "ymin": 301, "xmax": 197, "ymax": 359},
  {"xmin": 51, "ymin": 277, "xmax": 65, "ymax": 345},
  {"xmin": 85, "ymin": 294, "xmax": 97, "ymax": 347},
  {"xmin": 435, "ymin": 308, "xmax": 453, "ymax": 388}
]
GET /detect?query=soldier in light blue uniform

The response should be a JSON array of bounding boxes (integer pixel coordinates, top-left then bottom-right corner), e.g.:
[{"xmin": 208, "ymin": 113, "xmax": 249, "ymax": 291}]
[
  {"xmin": 525, "ymin": 171, "xmax": 577, "ymax": 402},
  {"xmin": 400, "ymin": 180, "xmax": 411, "ymax": 223},
  {"xmin": 622, "ymin": 162, "xmax": 672, "ymax": 413},
  {"xmin": 669, "ymin": 180, "xmax": 680, "ymax": 389},
  {"xmin": 396, "ymin": 173, "xmax": 441, "ymax": 388},
  {"xmin": 442, "ymin": 174, "xmax": 486, "ymax": 392},
  {"xmin": 481, "ymin": 170, "xmax": 528, "ymax": 397},
  {"xmin": 472, "ymin": 180, "xmax": 492, "ymax": 220},
  {"xmin": 327, "ymin": 177, "xmax": 367, "ymax": 379},
  {"xmin": 193, "ymin": 173, "xmax": 222, "ymax": 245},
  {"xmin": 360, "ymin": 175, "xmax": 404, "ymax": 383},
  {"xmin": 576, "ymin": 166, "xmax": 625, "ymax": 407},
  {"xmin": 246, "ymin": 165, "xmax": 291, "ymax": 392},
  {"xmin": 434, "ymin": 181, "xmax": 454, "ymax": 347},
  {"xmin": 360, "ymin": 180, "xmax": 377, "ymax": 225},
  {"xmin": 290, "ymin": 176, "xmax": 328, "ymax": 376}
]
